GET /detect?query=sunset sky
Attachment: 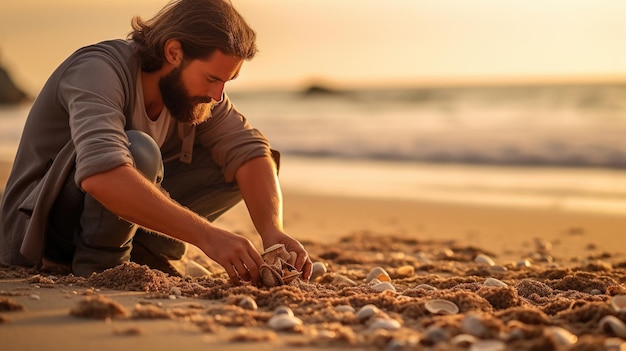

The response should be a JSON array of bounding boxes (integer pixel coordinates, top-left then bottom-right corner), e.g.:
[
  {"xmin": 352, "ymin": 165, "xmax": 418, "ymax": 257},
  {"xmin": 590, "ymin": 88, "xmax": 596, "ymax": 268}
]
[{"xmin": 1, "ymin": 0, "xmax": 625, "ymax": 95}]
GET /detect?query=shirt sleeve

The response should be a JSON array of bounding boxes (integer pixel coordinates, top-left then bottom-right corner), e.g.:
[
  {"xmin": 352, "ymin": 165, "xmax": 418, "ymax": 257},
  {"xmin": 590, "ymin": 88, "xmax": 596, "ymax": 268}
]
[
  {"xmin": 58, "ymin": 53, "xmax": 134, "ymax": 187},
  {"xmin": 195, "ymin": 93, "xmax": 273, "ymax": 182}
]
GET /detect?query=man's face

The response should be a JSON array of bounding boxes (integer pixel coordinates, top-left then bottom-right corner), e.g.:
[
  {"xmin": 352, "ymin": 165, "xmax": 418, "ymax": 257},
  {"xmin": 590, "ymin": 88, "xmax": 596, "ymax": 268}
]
[{"xmin": 159, "ymin": 51, "xmax": 243, "ymax": 125}]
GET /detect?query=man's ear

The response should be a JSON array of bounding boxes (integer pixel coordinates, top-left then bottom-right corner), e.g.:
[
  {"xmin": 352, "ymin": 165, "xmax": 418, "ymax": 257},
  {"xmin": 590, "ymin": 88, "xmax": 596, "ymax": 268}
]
[{"xmin": 164, "ymin": 39, "xmax": 183, "ymax": 66}]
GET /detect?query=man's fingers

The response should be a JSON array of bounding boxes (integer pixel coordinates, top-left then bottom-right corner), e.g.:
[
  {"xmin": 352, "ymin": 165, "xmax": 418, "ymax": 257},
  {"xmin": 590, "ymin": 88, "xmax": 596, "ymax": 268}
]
[{"xmin": 224, "ymin": 264, "xmax": 241, "ymax": 285}]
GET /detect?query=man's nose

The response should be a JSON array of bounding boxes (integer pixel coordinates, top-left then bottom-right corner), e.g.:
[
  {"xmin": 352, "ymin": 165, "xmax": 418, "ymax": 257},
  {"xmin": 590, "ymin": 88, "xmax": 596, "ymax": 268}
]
[{"xmin": 208, "ymin": 82, "xmax": 225, "ymax": 102}]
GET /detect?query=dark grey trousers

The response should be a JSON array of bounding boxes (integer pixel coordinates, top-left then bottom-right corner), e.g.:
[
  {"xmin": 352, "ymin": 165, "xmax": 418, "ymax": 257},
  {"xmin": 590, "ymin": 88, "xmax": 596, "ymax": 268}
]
[{"xmin": 45, "ymin": 130, "xmax": 242, "ymax": 277}]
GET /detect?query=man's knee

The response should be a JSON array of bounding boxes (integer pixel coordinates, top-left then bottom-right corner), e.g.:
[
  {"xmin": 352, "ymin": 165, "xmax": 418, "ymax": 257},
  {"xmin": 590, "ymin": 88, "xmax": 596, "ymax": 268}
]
[{"xmin": 126, "ymin": 130, "xmax": 163, "ymax": 183}]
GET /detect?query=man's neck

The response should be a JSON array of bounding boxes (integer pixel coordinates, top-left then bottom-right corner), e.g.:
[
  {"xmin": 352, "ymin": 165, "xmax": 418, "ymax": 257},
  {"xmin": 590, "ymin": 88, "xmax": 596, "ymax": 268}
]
[{"xmin": 140, "ymin": 70, "xmax": 164, "ymax": 121}]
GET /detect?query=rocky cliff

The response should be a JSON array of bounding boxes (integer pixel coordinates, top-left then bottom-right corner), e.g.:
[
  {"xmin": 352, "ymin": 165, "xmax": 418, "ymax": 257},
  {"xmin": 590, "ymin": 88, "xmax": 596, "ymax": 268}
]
[{"xmin": 0, "ymin": 64, "xmax": 29, "ymax": 104}]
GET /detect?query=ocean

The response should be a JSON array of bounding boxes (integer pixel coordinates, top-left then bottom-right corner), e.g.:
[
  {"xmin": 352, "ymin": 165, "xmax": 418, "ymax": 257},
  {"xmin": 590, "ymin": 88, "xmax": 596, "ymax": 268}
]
[{"xmin": 2, "ymin": 83, "xmax": 626, "ymax": 214}]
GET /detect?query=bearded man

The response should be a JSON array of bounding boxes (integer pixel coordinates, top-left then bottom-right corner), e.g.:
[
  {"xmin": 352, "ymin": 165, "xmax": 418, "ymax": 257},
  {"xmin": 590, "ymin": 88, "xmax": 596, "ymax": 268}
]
[{"xmin": 0, "ymin": 0, "xmax": 312, "ymax": 285}]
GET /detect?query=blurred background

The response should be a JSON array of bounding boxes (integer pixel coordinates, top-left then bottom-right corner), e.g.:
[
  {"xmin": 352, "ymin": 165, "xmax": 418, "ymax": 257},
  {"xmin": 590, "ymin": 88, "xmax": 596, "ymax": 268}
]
[{"xmin": 1, "ymin": 0, "xmax": 626, "ymax": 214}]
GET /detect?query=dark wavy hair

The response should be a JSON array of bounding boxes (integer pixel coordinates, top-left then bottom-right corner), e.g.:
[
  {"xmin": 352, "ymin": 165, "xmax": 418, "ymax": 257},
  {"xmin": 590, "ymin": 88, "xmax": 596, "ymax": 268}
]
[{"xmin": 129, "ymin": 0, "xmax": 257, "ymax": 72}]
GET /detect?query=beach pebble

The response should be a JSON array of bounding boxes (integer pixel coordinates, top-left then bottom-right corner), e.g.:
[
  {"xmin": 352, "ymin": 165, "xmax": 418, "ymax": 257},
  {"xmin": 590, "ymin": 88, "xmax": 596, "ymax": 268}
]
[
  {"xmin": 169, "ymin": 287, "xmax": 182, "ymax": 297},
  {"xmin": 366, "ymin": 266, "xmax": 391, "ymax": 283},
  {"xmin": 267, "ymin": 314, "xmax": 302, "ymax": 331},
  {"xmin": 424, "ymin": 325, "xmax": 451, "ymax": 343},
  {"xmin": 516, "ymin": 260, "xmax": 532, "ymax": 268},
  {"xmin": 310, "ymin": 262, "xmax": 327, "ymax": 280},
  {"xmin": 475, "ymin": 254, "xmax": 496, "ymax": 266},
  {"xmin": 29, "ymin": 294, "xmax": 40, "ymax": 300},
  {"xmin": 424, "ymin": 299, "xmax": 459, "ymax": 315},
  {"xmin": 415, "ymin": 252, "xmax": 433, "ymax": 263},
  {"xmin": 604, "ymin": 337, "xmax": 626, "ymax": 351},
  {"xmin": 396, "ymin": 265, "xmax": 415, "ymax": 277}
]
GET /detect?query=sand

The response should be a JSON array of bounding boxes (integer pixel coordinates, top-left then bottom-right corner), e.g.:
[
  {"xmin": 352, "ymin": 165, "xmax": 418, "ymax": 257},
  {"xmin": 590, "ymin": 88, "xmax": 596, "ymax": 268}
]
[{"xmin": 2, "ymin": 160, "xmax": 626, "ymax": 350}]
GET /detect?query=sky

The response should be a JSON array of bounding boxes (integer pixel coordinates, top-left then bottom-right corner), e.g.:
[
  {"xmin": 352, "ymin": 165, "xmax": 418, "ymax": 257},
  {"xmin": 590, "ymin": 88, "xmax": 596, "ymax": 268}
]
[{"xmin": 1, "ymin": 0, "xmax": 626, "ymax": 95}]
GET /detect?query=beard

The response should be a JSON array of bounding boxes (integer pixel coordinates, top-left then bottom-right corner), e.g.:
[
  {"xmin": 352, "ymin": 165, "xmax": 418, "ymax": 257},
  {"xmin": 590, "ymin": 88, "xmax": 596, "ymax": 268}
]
[{"xmin": 158, "ymin": 65, "xmax": 217, "ymax": 125}]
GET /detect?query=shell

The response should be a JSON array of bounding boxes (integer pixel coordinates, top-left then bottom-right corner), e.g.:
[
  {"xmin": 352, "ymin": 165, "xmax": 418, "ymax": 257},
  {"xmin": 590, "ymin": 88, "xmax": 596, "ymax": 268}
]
[
  {"xmin": 484, "ymin": 277, "xmax": 508, "ymax": 288},
  {"xmin": 368, "ymin": 318, "xmax": 401, "ymax": 331},
  {"xmin": 185, "ymin": 260, "xmax": 211, "ymax": 277},
  {"xmin": 267, "ymin": 314, "xmax": 302, "ymax": 330},
  {"xmin": 424, "ymin": 299, "xmax": 459, "ymax": 315},
  {"xmin": 462, "ymin": 314, "xmax": 488, "ymax": 337},
  {"xmin": 474, "ymin": 254, "xmax": 496, "ymax": 266},
  {"xmin": 424, "ymin": 325, "xmax": 451, "ymax": 342},
  {"xmin": 310, "ymin": 262, "xmax": 327, "ymax": 280},
  {"xmin": 610, "ymin": 295, "xmax": 626, "ymax": 312},
  {"xmin": 356, "ymin": 304, "xmax": 381, "ymax": 322},
  {"xmin": 371, "ymin": 281, "xmax": 396, "ymax": 293},
  {"xmin": 237, "ymin": 296, "xmax": 258, "ymax": 310},
  {"xmin": 259, "ymin": 263, "xmax": 284, "ymax": 287},
  {"xmin": 600, "ymin": 315, "xmax": 626, "ymax": 339},
  {"xmin": 544, "ymin": 326, "xmax": 578, "ymax": 347},
  {"xmin": 451, "ymin": 334, "xmax": 478, "ymax": 347},
  {"xmin": 331, "ymin": 274, "xmax": 358, "ymax": 288},
  {"xmin": 415, "ymin": 283, "xmax": 438, "ymax": 291},
  {"xmin": 334, "ymin": 305, "xmax": 355, "ymax": 313},
  {"xmin": 262, "ymin": 244, "xmax": 292, "ymax": 268},
  {"xmin": 274, "ymin": 305, "xmax": 294, "ymax": 317},
  {"xmin": 366, "ymin": 267, "xmax": 391, "ymax": 283}
]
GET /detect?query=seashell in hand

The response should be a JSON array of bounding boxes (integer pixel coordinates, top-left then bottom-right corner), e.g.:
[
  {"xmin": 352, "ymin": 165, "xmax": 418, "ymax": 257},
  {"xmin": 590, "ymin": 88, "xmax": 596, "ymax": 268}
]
[
  {"xmin": 424, "ymin": 299, "xmax": 459, "ymax": 315},
  {"xmin": 259, "ymin": 244, "xmax": 302, "ymax": 288}
]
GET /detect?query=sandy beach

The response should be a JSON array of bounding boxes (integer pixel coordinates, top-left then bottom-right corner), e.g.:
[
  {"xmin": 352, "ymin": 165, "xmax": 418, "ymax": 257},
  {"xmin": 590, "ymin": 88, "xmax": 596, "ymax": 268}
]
[{"xmin": 2, "ymin": 160, "xmax": 626, "ymax": 350}]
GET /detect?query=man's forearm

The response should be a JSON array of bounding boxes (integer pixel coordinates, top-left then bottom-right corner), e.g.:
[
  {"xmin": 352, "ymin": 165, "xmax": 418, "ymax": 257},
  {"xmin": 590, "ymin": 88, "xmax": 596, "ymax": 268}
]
[{"xmin": 235, "ymin": 156, "xmax": 284, "ymax": 239}]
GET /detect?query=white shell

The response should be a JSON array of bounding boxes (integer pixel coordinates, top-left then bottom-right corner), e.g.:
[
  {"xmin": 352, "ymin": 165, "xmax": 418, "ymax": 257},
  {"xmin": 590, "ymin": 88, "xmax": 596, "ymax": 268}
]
[
  {"xmin": 356, "ymin": 304, "xmax": 380, "ymax": 322},
  {"xmin": 334, "ymin": 305, "xmax": 355, "ymax": 313},
  {"xmin": 474, "ymin": 254, "xmax": 496, "ymax": 266},
  {"xmin": 484, "ymin": 277, "xmax": 508, "ymax": 288},
  {"xmin": 366, "ymin": 267, "xmax": 391, "ymax": 283},
  {"xmin": 368, "ymin": 318, "xmax": 401, "ymax": 331},
  {"xmin": 237, "ymin": 296, "xmax": 258, "ymax": 310},
  {"xmin": 600, "ymin": 315, "xmax": 626, "ymax": 339},
  {"xmin": 424, "ymin": 299, "xmax": 459, "ymax": 315},
  {"xmin": 371, "ymin": 281, "xmax": 396, "ymax": 293},
  {"xmin": 451, "ymin": 334, "xmax": 478, "ymax": 347},
  {"xmin": 610, "ymin": 295, "xmax": 626, "ymax": 312},
  {"xmin": 268, "ymin": 314, "xmax": 302, "ymax": 330},
  {"xmin": 544, "ymin": 326, "xmax": 578, "ymax": 347},
  {"xmin": 310, "ymin": 262, "xmax": 327, "ymax": 280},
  {"xmin": 415, "ymin": 284, "xmax": 438, "ymax": 291}
]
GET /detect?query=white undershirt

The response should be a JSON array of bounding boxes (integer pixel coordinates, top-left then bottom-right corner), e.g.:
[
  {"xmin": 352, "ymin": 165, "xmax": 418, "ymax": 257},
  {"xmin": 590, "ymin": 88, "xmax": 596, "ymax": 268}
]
[{"xmin": 129, "ymin": 69, "xmax": 171, "ymax": 147}]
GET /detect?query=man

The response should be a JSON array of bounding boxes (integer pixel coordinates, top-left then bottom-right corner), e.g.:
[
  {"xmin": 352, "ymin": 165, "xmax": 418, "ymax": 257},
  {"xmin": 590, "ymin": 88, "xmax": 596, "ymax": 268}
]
[{"xmin": 0, "ymin": 0, "xmax": 312, "ymax": 285}]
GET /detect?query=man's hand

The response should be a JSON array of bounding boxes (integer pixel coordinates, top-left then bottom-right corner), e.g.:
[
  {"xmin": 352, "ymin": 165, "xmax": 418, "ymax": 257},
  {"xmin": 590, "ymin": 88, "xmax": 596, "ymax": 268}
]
[
  {"xmin": 262, "ymin": 230, "xmax": 312, "ymax": 281},
  {"xmin": 197, "ymin": 228, "xmax": 265, "ymax": 286}
]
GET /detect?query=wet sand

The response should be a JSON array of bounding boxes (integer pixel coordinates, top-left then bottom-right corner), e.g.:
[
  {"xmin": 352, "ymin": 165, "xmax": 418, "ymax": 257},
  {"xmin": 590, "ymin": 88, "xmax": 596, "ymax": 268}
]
[{"xmin": 2, "ymin": 161, "xmax": 626, "ymax": 350}]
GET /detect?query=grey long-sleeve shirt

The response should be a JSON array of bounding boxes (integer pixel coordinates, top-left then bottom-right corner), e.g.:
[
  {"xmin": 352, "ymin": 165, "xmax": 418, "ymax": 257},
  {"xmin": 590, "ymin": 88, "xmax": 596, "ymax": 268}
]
[{"xmin": 0, "ymin": 39, "xmax": 273, "ymax": 265}]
